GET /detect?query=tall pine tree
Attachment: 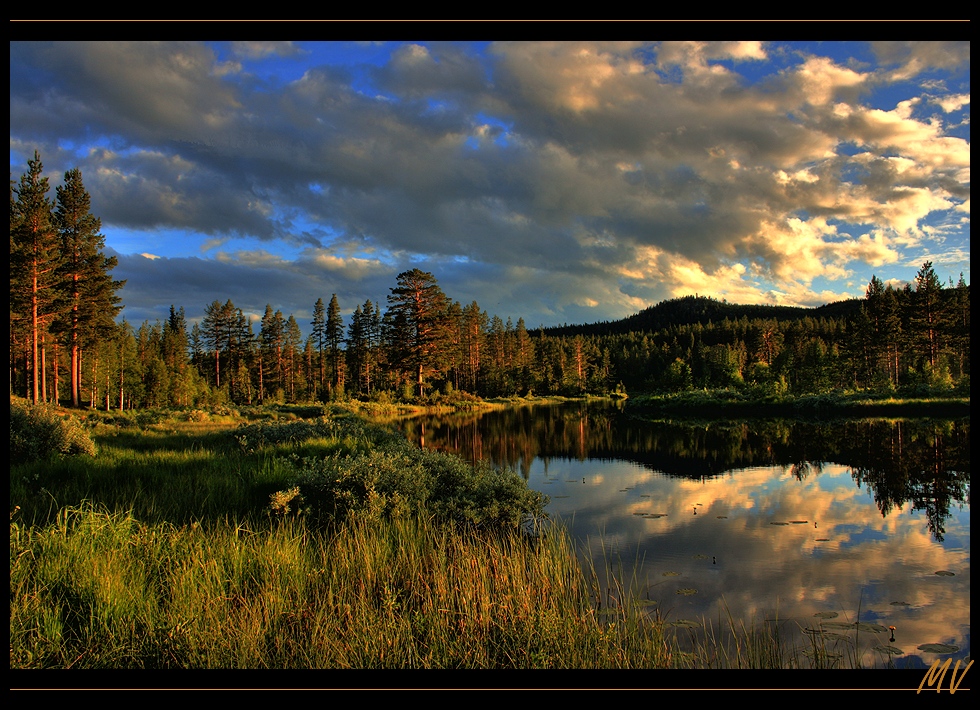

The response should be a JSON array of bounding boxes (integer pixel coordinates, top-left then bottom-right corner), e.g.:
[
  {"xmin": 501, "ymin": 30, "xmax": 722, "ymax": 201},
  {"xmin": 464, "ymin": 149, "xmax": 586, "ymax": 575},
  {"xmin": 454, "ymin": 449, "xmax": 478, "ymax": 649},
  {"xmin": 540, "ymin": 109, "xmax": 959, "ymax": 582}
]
[
  {"xmin": 310, "ymin": 297, "xmax": 326, "ymax": 400},
  {"xmin": 11, "ymin": 151, "xmax": 60, "ymax": 403},
  {"xmin": 326, "ymin": 294, "xmax": 344, "ymax": 394},
  {"xmin": 386, "ymin": 269, "xmax": 450, "ymax": 398},
  {"xmin": 54, "ymin": 167, "xmax": 125, "ymax": 407}
]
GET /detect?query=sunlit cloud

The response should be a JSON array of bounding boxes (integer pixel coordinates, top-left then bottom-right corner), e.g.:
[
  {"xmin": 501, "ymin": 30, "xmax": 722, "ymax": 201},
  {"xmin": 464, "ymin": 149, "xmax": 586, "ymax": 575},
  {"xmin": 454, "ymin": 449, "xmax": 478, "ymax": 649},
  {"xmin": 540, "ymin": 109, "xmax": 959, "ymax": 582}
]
[{"xmin": 9, "ymin": 38, "xmax": 970, "ymax": 333}]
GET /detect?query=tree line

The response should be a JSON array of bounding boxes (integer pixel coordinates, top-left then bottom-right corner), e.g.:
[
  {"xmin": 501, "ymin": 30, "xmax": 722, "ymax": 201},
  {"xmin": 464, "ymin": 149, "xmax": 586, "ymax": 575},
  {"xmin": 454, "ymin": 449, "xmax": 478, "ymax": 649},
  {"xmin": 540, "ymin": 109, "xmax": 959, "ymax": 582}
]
[{"xmin": 10, "ymin": 155, "xmax": 970, "ymax": 410}]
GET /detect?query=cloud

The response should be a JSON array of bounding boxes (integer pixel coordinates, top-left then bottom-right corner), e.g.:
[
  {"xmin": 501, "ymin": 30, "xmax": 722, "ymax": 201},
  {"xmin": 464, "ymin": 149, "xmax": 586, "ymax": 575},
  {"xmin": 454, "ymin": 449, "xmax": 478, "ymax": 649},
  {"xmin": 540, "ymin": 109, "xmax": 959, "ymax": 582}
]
[
  {"xmin": 231, "ymin": 41, "xmax": 305, "ymax": 61},
  {"xmin": 793, "ymin": 56, "xmax": 869, "ymax": 107},
  {"xmin": 871, "ymin": 40, "xmax": 971, "ymax": 80},
  {"xmin": 10, "ymin": 41, "xmax": 241, "ymax": 140},
  {"xmin": 374, "ymin": 42, "xmax": 488, "ymax": 99},
  {"xmin": 10, "ymin": 40, "xmax": 970, "ymax": 334},
  {"xmin": 931, "ymin": 92, "xmax": 970, "ymax": 113}
]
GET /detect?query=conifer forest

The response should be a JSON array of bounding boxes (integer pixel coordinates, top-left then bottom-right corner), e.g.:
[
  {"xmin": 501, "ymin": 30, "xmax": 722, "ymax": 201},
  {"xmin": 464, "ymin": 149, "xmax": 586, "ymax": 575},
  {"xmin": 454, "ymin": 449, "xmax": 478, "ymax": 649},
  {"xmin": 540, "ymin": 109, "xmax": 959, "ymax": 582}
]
[{"xmin": 10, "ymin": 152, "xmax": 970, "ymax": 410}]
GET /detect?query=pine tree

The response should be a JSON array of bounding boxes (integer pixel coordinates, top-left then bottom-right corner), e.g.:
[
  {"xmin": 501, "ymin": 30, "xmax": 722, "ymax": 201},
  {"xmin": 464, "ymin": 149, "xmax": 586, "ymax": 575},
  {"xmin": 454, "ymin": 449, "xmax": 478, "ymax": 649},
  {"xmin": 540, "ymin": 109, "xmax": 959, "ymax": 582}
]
[
  {"xmin": 909, "ymin": 261, "xmax": 945, "ymax": 372},
  {"xmin": 310, "ymin": 297, "xmax": 326, "ymax": 399},
  {"xmin": 201, "ymin": 299, "xmax": 248, "ymax": 396},
  {"xmin": 326, "ymin": 294, "xmax": 344, "ymax": 392},
  {"xmin": 346, "ymin": 304, "xmax": 366, "ymax": 395},
  {"xmin": 54, "ymin": 167, "xmax": 125, "ymax": 407},
  {"xmin": 514, "ymin": 317, "xmax": 535, "ymax": 394},
  {"xmin": 460, "ymin": 300, "xmax": 487, "ymax": 393},
  {"xmin": 864, "ymin": 276, "xmax": 902, "ymax": 387},
  {"xmin": 11, "ymin": 151, "xmax": 61, "ymax": 403},
  {"xmin": 285, "ymin": 314, "xmax": 303, "ymax": 401},
  {"xmin": 949, "ymin": 274, "xmax": 970, "ymax": 379},
  {"xmin": 386, "ymin": 269, "xmax": 450, "ymax": 398},
  {"xmin": 201, "ymin": 300, "xmax": 227, "ymax": 389},
  {"xmin": 163, "ymin": 306, "xmax": 192, "ymax": 406}
]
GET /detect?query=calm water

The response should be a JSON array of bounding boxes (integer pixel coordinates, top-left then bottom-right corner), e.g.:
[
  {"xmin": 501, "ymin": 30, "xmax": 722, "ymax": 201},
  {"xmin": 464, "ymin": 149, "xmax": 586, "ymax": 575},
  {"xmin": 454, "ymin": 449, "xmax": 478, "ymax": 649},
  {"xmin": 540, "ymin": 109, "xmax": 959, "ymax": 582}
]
[{"xmin": 398, "ymin": 400, "xmax": 971, "ymax": 668}]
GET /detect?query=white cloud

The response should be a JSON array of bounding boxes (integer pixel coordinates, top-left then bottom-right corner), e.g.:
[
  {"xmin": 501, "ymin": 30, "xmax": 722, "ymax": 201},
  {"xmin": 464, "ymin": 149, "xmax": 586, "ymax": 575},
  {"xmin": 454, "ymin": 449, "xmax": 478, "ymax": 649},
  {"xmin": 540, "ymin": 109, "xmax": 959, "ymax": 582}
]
[
  {"xmin": 793, "ymin": 56, "xmax": 868, "ymax": 107},
  {"xmin": 932, "ymin": 93, "xmax": 970, "ymax": 113}
]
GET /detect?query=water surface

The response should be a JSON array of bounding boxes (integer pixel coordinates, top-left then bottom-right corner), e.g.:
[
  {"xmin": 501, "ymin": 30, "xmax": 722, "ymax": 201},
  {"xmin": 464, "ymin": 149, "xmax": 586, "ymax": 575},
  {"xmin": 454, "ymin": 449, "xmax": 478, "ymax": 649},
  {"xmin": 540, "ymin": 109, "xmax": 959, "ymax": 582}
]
[{"xmin": 399, "ymin": 401, "xmax": 971, "ymax": 668}]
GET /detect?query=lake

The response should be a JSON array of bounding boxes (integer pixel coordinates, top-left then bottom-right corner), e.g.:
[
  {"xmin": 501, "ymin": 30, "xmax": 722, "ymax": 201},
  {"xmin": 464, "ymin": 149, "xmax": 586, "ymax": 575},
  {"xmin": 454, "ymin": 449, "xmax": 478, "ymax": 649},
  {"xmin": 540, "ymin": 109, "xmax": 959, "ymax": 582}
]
[{"xmin": 398, "ymin": 399, "xmax": 971, "ymax": 668}]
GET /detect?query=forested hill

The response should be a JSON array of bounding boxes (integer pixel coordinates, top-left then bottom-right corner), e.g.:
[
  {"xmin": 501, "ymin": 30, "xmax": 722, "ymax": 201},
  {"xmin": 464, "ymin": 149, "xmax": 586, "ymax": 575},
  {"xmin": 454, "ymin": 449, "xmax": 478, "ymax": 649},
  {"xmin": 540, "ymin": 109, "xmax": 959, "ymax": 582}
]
[{"xmin": 541, "ymin": 295, "xmax": 864, "ymax": 338}]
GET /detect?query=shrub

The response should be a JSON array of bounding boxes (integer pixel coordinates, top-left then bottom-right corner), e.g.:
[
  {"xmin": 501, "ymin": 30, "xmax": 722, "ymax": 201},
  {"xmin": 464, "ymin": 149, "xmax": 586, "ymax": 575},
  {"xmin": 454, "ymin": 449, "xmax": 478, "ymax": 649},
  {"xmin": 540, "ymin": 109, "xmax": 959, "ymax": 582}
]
[
  {"xmin": 259, "ymin": 417, "xmax": 548, "ymax": 531},
  {"xmin": 10, "ymin": 399, "xmax": 97, "ymax": 464},
  {"xmin": 268, "ymin": 486, "xmax": 306, "ymax": 517}
]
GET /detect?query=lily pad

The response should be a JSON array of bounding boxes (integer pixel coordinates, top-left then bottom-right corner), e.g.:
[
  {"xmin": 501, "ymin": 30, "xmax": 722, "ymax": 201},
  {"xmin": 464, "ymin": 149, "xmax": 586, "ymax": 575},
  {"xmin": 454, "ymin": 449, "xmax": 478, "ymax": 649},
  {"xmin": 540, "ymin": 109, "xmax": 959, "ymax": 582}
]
[
  {"xmin": 917, "ymin": 643, "xmax": 959, "ymax": 653},
  {"xmin": 770, "ymin": 521, "xmax": 789, "ymax": 526},
  {"xmin": 668, "ymin": 619, "xmax": 701, "ymax": 628},
  {"xmin": 813, "ymin": 611, "xmax": 839, "ymax": 619},
  {"xmin": 644, "ymin": 513, "xmax": 667, "ymax": 518},
  {"xmin": 676, "ymin": 588, "xmax": 698, "ymax": 596},
  {"xmin": 934, "ymin": 570, "xmax": 955, "ymax": 576},
  {"xmin": 855, "ymin": 623, "xmax": 888, "ymax": 633},
  {"xmin": 815, "ymin": 538, "xmax": 830, "ymax": 541},
  {"xmin": 890, "ymin": 601, "xmax": 911, "ymax": 606},
  {"xmin": 790, "ymin": 520, "xmax": 809, "ymax": 524},
  {"xmin": 716, "ymin": 515, "xmax": 728, "ymax": 519},
  {"xmin": 873, "ymin": 645, "xmax": 905, "ymax": 655},
  {"xmin": 636, "ymin": 599, "xmax": 658, "ymax": 607},
  {"xmin": 662, "ymin": 571, "xmax": 680, "ymax": 577},
  {"xmin": 820, "ymin": 621, "xmax": 886, "ymax": 633},
  {"xmin": 693, "ymin": 554, "xmax": 710, "ymax": 560}
]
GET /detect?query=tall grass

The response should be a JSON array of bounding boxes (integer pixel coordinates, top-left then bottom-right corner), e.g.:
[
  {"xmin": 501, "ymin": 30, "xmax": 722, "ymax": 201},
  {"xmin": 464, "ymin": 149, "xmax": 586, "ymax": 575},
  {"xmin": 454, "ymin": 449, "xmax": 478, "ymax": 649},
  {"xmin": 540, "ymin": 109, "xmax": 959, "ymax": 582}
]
[{"xmin": 10, "ymin": 503, "xmax": 679, "ymax": 669}]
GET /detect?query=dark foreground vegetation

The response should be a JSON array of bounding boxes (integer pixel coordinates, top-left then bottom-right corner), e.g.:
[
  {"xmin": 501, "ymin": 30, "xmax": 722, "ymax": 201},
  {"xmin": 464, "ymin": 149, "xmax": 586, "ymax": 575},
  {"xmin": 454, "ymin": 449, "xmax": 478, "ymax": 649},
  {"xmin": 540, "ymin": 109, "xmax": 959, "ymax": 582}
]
[{"xmin": 9, "ymin": 397, "xmax": 924, "ymax": 671}]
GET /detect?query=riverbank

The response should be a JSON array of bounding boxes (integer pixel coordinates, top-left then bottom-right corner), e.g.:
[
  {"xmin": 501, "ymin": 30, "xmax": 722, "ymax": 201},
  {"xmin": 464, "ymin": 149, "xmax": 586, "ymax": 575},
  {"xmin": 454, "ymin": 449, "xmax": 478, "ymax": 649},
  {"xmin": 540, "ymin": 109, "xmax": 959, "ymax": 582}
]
[
  {"xmin": 624, "ymin": 390, "xmax": 971, "ymax": 420},
  {"xmin": 326, "ymin": 393, "xmax": 604, "ymax": 421}
]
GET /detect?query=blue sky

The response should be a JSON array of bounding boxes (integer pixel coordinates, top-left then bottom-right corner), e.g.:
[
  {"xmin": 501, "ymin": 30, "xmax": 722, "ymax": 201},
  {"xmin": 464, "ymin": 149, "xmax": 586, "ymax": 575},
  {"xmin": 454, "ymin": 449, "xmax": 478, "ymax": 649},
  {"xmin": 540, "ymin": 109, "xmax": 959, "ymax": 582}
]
[{"xmin": 9, "ymin": 38, "xmax": 970, "ymax": 336}]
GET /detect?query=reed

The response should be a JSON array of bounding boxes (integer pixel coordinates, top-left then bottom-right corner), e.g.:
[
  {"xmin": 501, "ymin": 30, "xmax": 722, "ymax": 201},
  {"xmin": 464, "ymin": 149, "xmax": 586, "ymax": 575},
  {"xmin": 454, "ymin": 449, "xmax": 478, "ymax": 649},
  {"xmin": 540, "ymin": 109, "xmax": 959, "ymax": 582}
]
[{"xmin": 10, "ymin": 503, "xmax": 675, "ymax": 668}]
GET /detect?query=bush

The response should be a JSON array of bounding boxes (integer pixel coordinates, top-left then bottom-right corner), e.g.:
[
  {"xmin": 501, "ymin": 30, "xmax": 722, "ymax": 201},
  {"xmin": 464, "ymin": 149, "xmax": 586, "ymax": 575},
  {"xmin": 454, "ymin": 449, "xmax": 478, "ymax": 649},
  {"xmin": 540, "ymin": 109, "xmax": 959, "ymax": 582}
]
[
  {"xmin": 260, "ymin": 417, "xmax": 548, "ymax": 531},
  {"xmin": 9, "ymin": 399, "xmax": 97, "ymax": 464}
]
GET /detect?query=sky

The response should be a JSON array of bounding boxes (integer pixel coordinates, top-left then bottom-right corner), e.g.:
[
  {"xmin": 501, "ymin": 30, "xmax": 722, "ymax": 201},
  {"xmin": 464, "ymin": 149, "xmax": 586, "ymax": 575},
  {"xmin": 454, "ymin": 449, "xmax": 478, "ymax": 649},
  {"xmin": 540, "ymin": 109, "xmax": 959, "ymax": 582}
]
[{"xmin": 9, "ymin": 38, "xmax": 971, "ymax": 338}]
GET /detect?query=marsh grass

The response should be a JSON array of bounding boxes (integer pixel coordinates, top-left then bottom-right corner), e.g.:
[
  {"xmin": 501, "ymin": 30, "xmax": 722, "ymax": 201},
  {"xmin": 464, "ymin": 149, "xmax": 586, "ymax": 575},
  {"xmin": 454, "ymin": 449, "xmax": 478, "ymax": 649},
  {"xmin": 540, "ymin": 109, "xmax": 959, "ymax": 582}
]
[{"xmin": 10, "ymin": 503, "xmax": 679, "ymax": 669}]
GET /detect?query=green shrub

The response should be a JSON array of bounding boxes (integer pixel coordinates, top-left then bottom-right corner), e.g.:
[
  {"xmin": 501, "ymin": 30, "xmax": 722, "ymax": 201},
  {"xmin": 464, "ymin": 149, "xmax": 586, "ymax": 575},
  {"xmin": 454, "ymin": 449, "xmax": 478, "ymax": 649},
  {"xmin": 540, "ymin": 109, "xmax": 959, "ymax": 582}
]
[
  {"xmin": 259, "ymin": 417, "xmax": 548, "ymax": 531},
  {"xmin": 9, "ymin": 399, "xmax": 97, "ymax": 464}
]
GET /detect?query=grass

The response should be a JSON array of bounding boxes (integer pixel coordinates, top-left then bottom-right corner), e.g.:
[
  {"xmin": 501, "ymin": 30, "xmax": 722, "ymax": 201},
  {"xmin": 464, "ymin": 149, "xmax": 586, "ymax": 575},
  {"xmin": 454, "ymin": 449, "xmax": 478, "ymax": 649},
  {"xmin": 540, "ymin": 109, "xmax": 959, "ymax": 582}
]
[
  {"xmin": 10, "ymin": 503, "xmax": 679, "ymax": 669},
  {"xmin": 9, "ymin": 399, "xmax": 901, "ymax": 670}
]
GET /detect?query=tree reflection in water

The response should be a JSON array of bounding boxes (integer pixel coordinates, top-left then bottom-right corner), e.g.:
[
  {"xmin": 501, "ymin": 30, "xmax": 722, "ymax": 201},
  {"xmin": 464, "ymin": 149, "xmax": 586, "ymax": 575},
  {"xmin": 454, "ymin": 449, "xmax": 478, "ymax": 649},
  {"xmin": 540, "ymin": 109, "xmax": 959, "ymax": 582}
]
[{"xmin": 399, "ymin": 402, "xmax": 969, "ymax": 543}]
